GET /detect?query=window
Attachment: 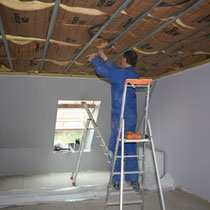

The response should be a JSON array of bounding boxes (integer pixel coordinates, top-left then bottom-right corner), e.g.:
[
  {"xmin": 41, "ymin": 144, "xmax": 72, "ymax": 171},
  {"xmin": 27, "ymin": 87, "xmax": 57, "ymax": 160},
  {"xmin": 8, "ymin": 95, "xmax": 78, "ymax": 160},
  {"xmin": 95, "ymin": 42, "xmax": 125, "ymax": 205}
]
[{"xmin": 54, "ymin": 100, "xmax": 101, "ymax": 152}]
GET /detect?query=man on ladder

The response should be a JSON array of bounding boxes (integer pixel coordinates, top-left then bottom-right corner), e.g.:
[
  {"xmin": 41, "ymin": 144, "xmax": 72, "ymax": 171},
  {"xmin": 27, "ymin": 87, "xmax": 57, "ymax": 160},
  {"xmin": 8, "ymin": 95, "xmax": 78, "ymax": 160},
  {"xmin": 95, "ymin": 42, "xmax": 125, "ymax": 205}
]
[
  {"xmin": 88, "ymin": 48, "xmax": 140, "ymax": 191},
  {"xmin": 88, "ymin": 49, "xmax": 166, "ymax": 210}
]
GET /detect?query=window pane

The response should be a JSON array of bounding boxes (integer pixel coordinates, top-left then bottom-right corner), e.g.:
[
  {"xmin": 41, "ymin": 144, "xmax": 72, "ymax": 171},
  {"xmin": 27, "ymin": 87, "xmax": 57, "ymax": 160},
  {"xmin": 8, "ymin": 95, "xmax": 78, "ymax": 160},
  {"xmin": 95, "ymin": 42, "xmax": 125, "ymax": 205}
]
[{"xmin": 54, "ymin": 100, "xmax": 101, "ymax": 152}]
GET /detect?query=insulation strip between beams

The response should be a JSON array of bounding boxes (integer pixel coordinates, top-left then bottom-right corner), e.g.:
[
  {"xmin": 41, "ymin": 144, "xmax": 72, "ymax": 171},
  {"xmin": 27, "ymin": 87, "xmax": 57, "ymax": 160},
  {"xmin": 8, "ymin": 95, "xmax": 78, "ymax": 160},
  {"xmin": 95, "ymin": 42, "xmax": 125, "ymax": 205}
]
[
  {"xmin": 39, "ymin": 0, "xmax": 61, "ymax": 73},
  {"xmin": 111, "ymin": 0, "xmax": 207, "ymax": 62},
  {"xmin": 0, "ymin": 16, "xmax": 14, "ymax": 71},
  {"xmin": 63, "ymin": 0, "xmax": 132, "ymax": 74},
  {"xmin": 79, "ymin": 0, "xmax": 164, "ymax": 72},
  {"xmin": 138, "ymin": 24, "xmax": 210, "ymax": 70},
  {"xmin": 137, "ymin": 24, "xmax": 210, "ymax": 65},
  {"xmin": 145, "ymin": 35, "xmax": 210, "ymax": 72}
]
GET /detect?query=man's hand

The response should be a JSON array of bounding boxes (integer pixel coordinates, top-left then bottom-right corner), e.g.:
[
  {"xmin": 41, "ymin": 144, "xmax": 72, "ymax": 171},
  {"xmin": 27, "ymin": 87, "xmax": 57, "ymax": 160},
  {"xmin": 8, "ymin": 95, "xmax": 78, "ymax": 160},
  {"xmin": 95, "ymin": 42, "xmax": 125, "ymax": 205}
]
[
  {"xmin": 98, "ymin": 48, "xmax": 108, "ymax": 62},
  {"xmin": 87, "ymin": 53, "xmax": 98, "ymax": 62}
]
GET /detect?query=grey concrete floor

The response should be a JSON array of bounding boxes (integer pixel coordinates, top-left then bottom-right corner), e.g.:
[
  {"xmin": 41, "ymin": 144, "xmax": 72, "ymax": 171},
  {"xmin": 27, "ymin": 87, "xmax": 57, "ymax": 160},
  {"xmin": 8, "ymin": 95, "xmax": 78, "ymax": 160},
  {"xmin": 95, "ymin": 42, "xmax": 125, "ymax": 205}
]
[
  {"xmin": 0, "ymin": 172, "xmax": 209, "ymax": 210},
  {"xmin": 1, "ymin": 189, "xmax": 210, "ymax": 210},
  {"xmin": 0, "ymin": 171, "xmax": 110, "ymax": 191}
]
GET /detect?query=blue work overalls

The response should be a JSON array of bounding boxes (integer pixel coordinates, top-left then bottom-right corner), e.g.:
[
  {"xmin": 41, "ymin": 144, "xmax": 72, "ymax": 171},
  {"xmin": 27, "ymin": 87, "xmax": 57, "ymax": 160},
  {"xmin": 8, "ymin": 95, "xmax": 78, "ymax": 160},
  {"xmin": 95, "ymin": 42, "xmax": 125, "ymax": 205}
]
[{"xmin": 92, "ymin": 56, "xmax": 139, "ymax": 183}]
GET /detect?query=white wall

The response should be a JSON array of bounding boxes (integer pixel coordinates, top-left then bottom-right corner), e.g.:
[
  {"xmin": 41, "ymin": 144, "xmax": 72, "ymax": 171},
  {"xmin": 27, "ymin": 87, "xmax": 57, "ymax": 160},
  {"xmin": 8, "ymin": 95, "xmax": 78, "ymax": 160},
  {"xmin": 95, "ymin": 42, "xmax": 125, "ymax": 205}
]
[
  {"xmin": 2, "ymin": 65, "xmax": 209, "ymax": 201},
  {"xmin": 0, "ymin": 76, "xmax": 112, "ymax": 175},
  {"xmin": 149, "ymin": 63, "xmax": 210, "ymax": 201},
  {"xmin": 0, "ymin": 75, "xmax": 146, "ymax": 176}
]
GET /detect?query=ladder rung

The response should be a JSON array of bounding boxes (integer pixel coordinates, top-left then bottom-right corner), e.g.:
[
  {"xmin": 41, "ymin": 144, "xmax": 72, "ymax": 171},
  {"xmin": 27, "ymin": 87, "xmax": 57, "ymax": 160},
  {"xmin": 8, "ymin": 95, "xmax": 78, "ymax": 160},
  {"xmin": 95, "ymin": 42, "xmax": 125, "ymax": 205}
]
[
  {"xmin": 116, "ymin": 155, "xmax": 138, "ymax": 158},
  {"xmin": 97, "ymin": 136, "xmax": 103, "ymax": 138},
  {"xmin": 120, "ymin": 139, "xmax": 150, "ymax": 143},
  {"xmin": 107, "ymin": 200, "xmax": 143, "ymax": 206},
  {"xmin": 113, "ymin": 170, "xmax": 144, "ymax": 175}
]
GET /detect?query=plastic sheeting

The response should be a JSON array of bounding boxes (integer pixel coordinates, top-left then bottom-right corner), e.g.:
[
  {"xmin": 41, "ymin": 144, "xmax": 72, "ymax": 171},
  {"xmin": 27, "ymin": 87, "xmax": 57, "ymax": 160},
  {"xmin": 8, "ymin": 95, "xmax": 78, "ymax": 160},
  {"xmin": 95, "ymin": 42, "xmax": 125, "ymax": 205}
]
[{"xmin": 0, "ymin": 171, "xmax": 175, "ymax": 208}]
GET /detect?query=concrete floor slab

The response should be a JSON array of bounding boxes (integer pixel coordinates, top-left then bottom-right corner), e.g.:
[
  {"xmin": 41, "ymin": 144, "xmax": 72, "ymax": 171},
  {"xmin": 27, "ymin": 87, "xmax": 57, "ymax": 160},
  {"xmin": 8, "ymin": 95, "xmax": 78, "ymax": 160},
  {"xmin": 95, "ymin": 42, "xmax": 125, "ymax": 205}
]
[
  {"xmin": 0, "ymin": 171, "xmax": 209, "ymax": 210},
  {"xmin": 1, "ymin": 189, "xmax": 209, "ymax": 210}
]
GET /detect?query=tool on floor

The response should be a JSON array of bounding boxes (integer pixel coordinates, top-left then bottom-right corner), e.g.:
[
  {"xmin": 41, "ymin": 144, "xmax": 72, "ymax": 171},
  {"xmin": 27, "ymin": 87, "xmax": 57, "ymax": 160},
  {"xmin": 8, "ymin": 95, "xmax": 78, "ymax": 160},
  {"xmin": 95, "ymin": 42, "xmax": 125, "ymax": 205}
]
[
  {"xmin": 104, "ymin": 79, "xmax": 166, "ymax": 210},
  {"xmin": 70, "ymin": 102, "xmax": 110, "ymax": 186}
]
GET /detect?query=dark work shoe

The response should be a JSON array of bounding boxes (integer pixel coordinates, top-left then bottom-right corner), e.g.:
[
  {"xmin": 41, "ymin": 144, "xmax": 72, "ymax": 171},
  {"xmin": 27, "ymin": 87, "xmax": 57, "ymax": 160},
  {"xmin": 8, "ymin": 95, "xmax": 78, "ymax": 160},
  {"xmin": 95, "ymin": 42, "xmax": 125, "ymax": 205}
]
[
  {"xmin": 111, "ymin": 182, "xmax": 120, "ymax": 190},
  {"xmin": 130, "ymin": 181, "xmax": 140, "ymax": 192}
]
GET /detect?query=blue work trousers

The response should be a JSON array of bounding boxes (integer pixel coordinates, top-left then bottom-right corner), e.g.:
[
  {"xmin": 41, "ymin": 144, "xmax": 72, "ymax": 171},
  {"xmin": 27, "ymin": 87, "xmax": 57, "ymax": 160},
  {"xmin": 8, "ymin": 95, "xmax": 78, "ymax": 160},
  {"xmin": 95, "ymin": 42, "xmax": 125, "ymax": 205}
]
[{"xmin": 109, "ymin": 112, "xmax": 139, "ymax": 183}]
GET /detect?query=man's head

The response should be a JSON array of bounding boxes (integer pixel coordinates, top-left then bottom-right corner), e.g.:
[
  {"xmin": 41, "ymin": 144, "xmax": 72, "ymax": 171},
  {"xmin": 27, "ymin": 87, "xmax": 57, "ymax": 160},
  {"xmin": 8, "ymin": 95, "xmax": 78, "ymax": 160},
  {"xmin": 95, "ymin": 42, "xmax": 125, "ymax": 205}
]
[{"xmin": 121, "ymin": 50, "xmax": 138, "ymax": 68}]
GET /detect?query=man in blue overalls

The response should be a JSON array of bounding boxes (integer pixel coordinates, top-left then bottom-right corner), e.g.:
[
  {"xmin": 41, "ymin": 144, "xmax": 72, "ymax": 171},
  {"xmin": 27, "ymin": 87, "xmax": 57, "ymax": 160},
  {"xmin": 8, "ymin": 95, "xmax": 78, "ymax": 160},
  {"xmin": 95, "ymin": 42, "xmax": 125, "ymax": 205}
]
[{"xmin": 88, "ymin": 49, "xmax": 140, "ymax": 191}]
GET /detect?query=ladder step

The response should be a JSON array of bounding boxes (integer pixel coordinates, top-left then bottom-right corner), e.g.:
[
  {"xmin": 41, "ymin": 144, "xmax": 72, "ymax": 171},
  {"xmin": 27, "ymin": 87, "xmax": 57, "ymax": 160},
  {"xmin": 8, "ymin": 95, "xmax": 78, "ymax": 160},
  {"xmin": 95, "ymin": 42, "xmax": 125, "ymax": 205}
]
[
  {"xmin": 107, "ymin": 200, "xmax": 143, "ymax": 206},
  {"xmin": 116, "ymin": 155, "xmax": 139, "ymax": 158},
  {"xmin": 113, "ymin": 170, "xmax": 144, "ymax": 175},
  {"xmin": 120, "ymin": 139, "xmax": 150, "ymax": 143}
]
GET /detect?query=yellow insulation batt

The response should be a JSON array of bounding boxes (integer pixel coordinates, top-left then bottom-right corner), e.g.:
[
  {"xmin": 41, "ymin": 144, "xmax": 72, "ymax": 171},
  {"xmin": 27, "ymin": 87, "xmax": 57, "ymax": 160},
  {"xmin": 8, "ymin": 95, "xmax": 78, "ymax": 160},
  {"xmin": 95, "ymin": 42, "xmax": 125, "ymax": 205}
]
[
  {"xmin": 0, "ymin": 0, "xmax": 209, "ymax": 77},
  {"xmin": 0, "ymin": 35, "xmax": 83, "ymax": 61},
  {"xmin": 19, "ymin": 0, "xmax": 126, "ymax": 15}
]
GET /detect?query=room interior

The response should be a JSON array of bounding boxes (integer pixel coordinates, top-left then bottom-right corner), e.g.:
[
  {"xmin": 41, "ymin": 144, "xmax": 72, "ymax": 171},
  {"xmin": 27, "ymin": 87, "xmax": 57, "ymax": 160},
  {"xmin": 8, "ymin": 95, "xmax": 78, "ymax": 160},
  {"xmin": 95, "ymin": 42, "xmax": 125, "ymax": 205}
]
[{"xmin": 0, "ymin": 0, "xmax": 210, "ymax": 209}]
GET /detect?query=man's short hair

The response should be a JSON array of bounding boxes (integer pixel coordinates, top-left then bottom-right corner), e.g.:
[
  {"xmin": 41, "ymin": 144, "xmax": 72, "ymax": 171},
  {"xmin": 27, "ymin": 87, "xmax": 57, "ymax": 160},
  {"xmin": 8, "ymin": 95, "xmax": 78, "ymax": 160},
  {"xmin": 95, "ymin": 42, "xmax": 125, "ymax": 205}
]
[{"xmin": 123, "ymin": 50, "xmax": 138, "ymax": 67}]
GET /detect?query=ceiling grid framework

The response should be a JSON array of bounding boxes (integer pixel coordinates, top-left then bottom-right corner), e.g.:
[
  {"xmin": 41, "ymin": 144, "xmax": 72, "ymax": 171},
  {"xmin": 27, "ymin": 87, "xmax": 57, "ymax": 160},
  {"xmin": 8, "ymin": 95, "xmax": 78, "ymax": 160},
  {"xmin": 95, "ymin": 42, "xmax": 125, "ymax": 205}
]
[
  {"xmin": 0, "ymin": 0, "xmax": 209, "ymax": 78},
  {"xmin": 138, "ymin": 25, "xmax": 210, "ymax": 69}
]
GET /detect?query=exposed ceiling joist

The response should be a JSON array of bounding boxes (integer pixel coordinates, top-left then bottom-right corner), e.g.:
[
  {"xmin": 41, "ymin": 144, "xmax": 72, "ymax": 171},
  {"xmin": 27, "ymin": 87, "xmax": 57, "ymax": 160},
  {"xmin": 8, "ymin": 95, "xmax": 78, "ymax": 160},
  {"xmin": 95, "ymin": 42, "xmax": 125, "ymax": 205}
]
[
  {"xmin": 79, "ymin": 0, "xmax": 164, "ymax": 72},
  {"xmin": 0, "ymin": 0, "xmax": 209, "ymax": 78},
  {"xmin": 39, "ymin": 0, "xmax": 61, "ymax": 73},
  {"xmin": 63, "ymin": 0, "xmax": 132, "ymax": 74},
  {"xmin": 153, "ymin": 57, "xmax": 210, "ymax": 79},
  {"xmin": 151, "ymin": 35, "xmax": 210, "ymax": 71},
  {"xmin": 111, "ymin": 0, "xmax": 207, "ymax": 61},
  {"xmin": 0, "ymin": 16, "xmax": 14, "ymax": 71},
  {"xmin": 138, "ymin": 24, "xmax": 210, "ymax": 70}
]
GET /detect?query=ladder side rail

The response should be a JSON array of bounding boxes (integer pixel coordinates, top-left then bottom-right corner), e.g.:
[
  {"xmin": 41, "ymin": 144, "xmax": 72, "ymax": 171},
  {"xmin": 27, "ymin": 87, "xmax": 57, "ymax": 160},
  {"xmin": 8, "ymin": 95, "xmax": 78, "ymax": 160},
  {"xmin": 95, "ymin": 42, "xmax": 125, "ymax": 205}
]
[
  {"xmin": 82, "ymin": 102, "xmax": 110, "ymax": 161},
  {"xmin": 148, "ymin": 119, "xmax": 166, "ymax": 210},
  {"xmin": 140, "ymin": 84, "xmax": 151, "ymax": 210},
  {"xmin": 118, "ymin": 83, "xmax": 129, "ymax": 210},
  {"xmin": 94, "ymin": 126, "xmax": 110, "ymax": 162},
  {"xmin": 105, "ymin": 84, "xmax": 128, "ymax": 209},
  {"xmin": 104, "ymin": 117, "xmax": 122, "ymax": 210},
  {"xmin": 140, "ymin": 141, "xmax": 147, "ymax": 210},
  {"xmin": 144, "ymin": 84, "xmax": 151, "ymax": 135},
  {"xmin": 120, "ymin": 119, "xmax": 125, "ymax": 210},
  {"xmin": 120, "ymin": 83, "xmax": 128, "ymax": 121},
  {"xmin": 71, "ymin": 119, "xmax": 91, "ymax": 185},
  {"xmin": 136, "ymin": 81, "xmax": 157, "ymax": 133},
  {"xmin": 110, "ymin": 118, "xmax": 123, "ymax": 181},
  {"xmin": 110, "ymin": 83, "xmax": 128, "ymax": 179},
  {"xmin": 142, "ymin": 89, "xmax": 148, "ymax": 137},
  {"xmin": 82, "ymin": 103, "xmax": 96, "ymax": 123}
]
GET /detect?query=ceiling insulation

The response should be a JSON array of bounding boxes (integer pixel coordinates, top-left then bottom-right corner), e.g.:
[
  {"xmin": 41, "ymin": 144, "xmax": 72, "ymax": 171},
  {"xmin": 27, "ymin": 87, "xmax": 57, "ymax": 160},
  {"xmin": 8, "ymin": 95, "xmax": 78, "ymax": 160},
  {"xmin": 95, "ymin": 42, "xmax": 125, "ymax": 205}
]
[{"xmin": 0, "ymin": 0, "xmax": 209, "ymax": 78}]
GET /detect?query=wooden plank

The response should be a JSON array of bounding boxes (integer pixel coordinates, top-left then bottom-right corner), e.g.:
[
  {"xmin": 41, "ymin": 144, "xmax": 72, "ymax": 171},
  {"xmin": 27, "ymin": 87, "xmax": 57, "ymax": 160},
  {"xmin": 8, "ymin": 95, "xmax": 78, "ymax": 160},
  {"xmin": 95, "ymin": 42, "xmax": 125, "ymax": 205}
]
[{"xmin": 58, "ymin": 104, "xmax": 95, "ymax": 109}]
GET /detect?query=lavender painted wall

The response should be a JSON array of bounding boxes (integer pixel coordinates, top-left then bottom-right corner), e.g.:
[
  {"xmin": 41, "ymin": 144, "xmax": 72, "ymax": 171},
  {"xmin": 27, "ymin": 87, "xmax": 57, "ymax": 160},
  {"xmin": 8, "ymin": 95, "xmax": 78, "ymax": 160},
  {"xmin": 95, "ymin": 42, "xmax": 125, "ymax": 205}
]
[
  {"xmin": 149, "ymin": 63, "xmax": 210, "ymax": 201},
  {"xmin": 0, "ymin": 76, "xmax": 112, "ymax": 175},
  {"xmin": 0, "ymin": 75, "xmax": 146, "ymax": 176}
]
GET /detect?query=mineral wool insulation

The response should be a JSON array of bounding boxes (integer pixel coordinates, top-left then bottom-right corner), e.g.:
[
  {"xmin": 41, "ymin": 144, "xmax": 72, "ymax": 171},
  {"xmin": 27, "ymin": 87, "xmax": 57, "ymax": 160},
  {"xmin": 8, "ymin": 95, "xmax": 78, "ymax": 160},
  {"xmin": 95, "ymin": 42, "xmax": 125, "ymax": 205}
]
[{"xmin": 0, "ymin": 0, "xmax": 209, "ymax": 77}]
